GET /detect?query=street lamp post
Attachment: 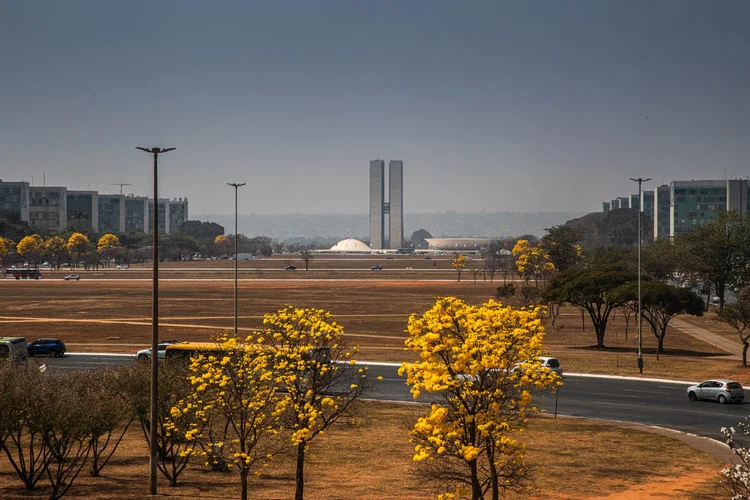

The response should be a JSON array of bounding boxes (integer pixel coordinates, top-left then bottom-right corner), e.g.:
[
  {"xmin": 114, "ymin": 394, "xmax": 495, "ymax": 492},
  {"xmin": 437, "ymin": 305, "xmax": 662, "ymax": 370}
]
[
  {"xmin": 227, "ymin": 182, "xmax": 246, "ymax": 337},
  {"xmin": 629, "ymin": 177, "xmax": 650, "ymax": 374},
  {"xmin": 136, "ymin": 146, "xmax": 175, "ymax": 496}
]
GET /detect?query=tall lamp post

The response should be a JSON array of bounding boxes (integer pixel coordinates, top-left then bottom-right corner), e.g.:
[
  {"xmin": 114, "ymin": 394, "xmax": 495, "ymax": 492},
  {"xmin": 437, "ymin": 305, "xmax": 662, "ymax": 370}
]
[
  {"xmin": 227, "ymin": 182, "xmax": 246, "ymax": 337},
  {"xmin": 629, "ymin": 177, "xmax": 650, "ymax": 374},
  {"xmin": 136, "ymin": 146, "xmax": 175, "ymax": 496}
]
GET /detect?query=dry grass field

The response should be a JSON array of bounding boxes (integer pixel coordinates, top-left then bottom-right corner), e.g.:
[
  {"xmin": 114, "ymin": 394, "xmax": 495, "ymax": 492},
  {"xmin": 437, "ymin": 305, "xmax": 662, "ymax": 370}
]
[
  {"xmin": 0, "ymin": 402, "xmax": 726, "ymax": 499},
  {"xmin": 3, "ymin": 269, "xmax": 750, "ymax": 381}
]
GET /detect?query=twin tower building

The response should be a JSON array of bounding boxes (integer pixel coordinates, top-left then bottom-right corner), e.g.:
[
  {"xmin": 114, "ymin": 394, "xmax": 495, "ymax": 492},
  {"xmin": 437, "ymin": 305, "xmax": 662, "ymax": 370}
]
[{"xmin": 369, "ymin": 159, "xmax": 403, "ymax": 250}]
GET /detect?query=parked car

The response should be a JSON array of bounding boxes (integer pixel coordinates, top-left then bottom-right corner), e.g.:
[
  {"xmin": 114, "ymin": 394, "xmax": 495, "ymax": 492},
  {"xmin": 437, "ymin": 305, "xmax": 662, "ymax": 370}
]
[
  {"xmin": 64, "ymin": 274, "xmax": 80, "ymax": 281},
  {"xmin": 386, "ymin": 256, "xmax": 394, "ymax": 260},
  {"xmin": 424, "ymin": 256, "xmax": 432, "ymax": 260},
  {"xmin": 687, "ymin": 380, "xmax": 744, "ymax": 404},
  {"xmin": 371, "ymin": 265, "xmax": 383, "ymax": 270},
  {"xmin": 27, "ymin": 338, "xmax": 66, "ymax": 357},
  {"xmin": 284, "ymin": 265, "xmax": 296, "ymax": 271},
  {"xmin": 136, "ymin": 340, "xmax": 181, "ymax": 361}
]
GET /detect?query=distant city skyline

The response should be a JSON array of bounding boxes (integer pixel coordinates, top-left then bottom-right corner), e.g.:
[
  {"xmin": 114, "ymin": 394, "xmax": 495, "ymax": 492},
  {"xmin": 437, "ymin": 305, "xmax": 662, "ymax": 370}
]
[{"xmin": 1, "ymin": 1, "xmax": 748, "ymax": 216}]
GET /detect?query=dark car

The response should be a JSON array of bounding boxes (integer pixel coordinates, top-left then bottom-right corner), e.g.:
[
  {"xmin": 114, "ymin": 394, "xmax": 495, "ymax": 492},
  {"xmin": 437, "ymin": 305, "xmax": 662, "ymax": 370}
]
[
  {"xmin": 285, "ymin": 265, "xmax": 296, "ymax": 271},
  {"xmin": 27, "ymin": 338, "xmax": 66, "ymax": 357},
  {"xmin": 371, "ymin": 265, "xmax": 383, "ymax": 270}
]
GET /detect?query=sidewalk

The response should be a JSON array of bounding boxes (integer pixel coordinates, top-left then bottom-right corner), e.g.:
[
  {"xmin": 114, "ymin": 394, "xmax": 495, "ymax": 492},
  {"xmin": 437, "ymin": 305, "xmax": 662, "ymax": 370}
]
[{"xmin": 672, "ymin": 318, "xmax": 742, "ymax": 361}]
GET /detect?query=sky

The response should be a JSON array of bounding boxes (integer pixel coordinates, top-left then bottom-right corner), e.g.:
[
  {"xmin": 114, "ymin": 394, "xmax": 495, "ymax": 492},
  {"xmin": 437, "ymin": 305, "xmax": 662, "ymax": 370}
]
[{"xmin": 1, "ymin": 1, "xmax": 748, "ymax": 216}]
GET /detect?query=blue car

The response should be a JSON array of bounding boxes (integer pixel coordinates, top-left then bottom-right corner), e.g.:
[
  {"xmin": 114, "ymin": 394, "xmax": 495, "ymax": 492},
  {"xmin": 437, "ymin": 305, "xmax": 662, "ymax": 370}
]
[{"xmin": 27, "ymin": 338, "xmax": 66, "ymax": 357}]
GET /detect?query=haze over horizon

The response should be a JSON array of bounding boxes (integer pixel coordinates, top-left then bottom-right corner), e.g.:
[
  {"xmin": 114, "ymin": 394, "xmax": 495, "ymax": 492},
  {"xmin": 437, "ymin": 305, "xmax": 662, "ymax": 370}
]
[{"xmin": 1, "ymin": 1, "xmax": 748, "ymax": 216}]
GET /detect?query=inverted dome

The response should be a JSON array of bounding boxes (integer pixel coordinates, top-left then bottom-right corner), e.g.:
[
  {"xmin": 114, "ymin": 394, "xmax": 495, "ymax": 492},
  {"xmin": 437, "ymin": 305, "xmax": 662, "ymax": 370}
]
[{"xmin": 329, "ymin": 238, "xmax": 372, "ymax": 252}]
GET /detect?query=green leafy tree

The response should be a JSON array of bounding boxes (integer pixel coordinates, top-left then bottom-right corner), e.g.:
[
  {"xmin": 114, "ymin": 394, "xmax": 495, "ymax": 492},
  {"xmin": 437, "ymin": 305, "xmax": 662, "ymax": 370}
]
[
  {"xmin": 544, "ymin": 266, "xmax": 637, "ymax": 348},
  {"xmin": 680, "ymin": 210, "xmax": 750, "ymax": 309},
  {"xmin": 540, "ymin": 225, "xmax": 584, "ymax": 272},
  {"xmin": 410, "ymin": 229, "xmax": 433, "ymax": 249},
  {"xmin": 613, "ymin": 281, "xmax": 704, "ymax": 357},
  {"xmin": 179, "ymin": 220, "xmax": 225, "ymax": 240},
  {"xmin": 719, "ymin": 301, "xmax": 750, "ymax": 366},
  {"xmin": 641, "ymin": 238, "xmax": 688, "ymax": 281}
]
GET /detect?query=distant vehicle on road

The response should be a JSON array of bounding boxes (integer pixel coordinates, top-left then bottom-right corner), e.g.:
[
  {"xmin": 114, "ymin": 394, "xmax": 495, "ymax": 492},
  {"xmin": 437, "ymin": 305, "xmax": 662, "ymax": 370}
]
[
  {"xmin": 64, "ymin": 274, "xmax": 80, "ymax": 281},
  {"xmin": 687, "ymin": 380, "xmax": 744, "ymax": 404},
  {"xmin": 137, "ymin": 340, "xmax": 181, "ymax": 361},
  {"xmin": 116, "ymin": 265, "xmax": 130, "ymax": 270},
  {"xmin": 27, "ymin": 338, "xmax": 66, "ymax": 357},
  {"xmin": 0, "ymin": 337, "xmax": 28, "ymax": 363},
  {"xmin": 4, "ymin": 268, "xmax": 42, "ymax": 280},
  {"xmin": 285, "ymin": 265, "xmax": 296, "ymax": 271},
  {"xmin": 512, "ymin": 357, "xmax": 563, "ymax": 378},
  {"xmin": 371, "ymin": 265, "xmax": 383, "ymax": 270},
  {"xmin": 423, "ymin": 256, "xmax": 432, "ymax": 260}
]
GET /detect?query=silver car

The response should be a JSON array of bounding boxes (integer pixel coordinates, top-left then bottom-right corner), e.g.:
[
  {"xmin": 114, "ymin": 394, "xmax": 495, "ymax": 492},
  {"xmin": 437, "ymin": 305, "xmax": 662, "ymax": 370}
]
[{"xmin": 687, "ymin": 380, "xmax": 744, "ymax": 404}]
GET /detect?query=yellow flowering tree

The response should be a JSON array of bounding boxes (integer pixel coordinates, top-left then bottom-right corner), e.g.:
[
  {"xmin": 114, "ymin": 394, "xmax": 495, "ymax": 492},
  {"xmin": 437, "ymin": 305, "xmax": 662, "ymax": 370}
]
[
  {"xmin": 66, "ymin": 233, "xmax": 91, "ymax": 268},
  {"xmin": 44, "ymin": 236, "xmax": 67, "ymax": 269},
  {"xmin": 127, "ymin": 363, "xmax": 203, "ymax": 487},
  {"xmin": 97, "ymin": 234, "xmax": 121, "ymax": 267},
  {"xmin": 512, "ymin": 239, "xmax": 554, "ymax": 286},
  {"xmin": 16, "ymin": 234, "xmax": 44, "ymax": 264},
  {"xmin": 399, "ymin": 297, "xmax": 560, "ymax": 500},
  {"xmin": 0, "ymin": 237, "xmax": 16, "ymax": 266},
  {"xmin": 451, "ymin": 253, "xmax": 467, "ymax": 282},
  {"xmin": 214, "ymin": 234, "xmax": 231, "ymax": 258},
  {"xmin": 97, "ymin": 233, "xmax": 120, "ymax": 253},
  {"xmin": 259, "ymin": 306, "xmax": 372, "ymax": 500},
  {"xmin": 174, "ymin": 334, "xmax": 284, "ymax": 500}
]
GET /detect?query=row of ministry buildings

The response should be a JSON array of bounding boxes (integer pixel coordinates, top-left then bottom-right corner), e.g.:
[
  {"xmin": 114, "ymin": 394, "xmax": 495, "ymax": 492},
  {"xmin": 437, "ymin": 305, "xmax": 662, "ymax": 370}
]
[
  {"xmin": 603, "ymin": 179, "xmax": 749, "ymax": 239},
  {"xmin": 0, "ymin": 180, "xmax": 188, "ymax": 234}
]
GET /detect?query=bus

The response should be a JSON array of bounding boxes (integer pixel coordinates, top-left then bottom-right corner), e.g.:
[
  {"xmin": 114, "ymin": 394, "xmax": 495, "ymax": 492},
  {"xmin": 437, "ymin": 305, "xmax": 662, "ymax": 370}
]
[
  {"xmin": 164, "ymin": 341, "xmax": 333, "ymax": 384},
  {"xmin": 165, "ymin": 342, "xmax": 330, "ymax": 364},
  {"xmin": 0, "ymin": 337, "xmax": 28, "ymax": 363},
  {"xmin": 4, "ymin": 268, "xmax": 42, "ymax": 280}
]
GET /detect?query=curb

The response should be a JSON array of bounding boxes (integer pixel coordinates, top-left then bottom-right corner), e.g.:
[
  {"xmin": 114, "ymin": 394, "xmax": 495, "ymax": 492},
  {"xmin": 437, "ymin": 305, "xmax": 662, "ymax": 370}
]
[
  {"xmin": 564, "ymin": 372, "xmax": 697, "ymax": 386},
  {"xmin": 65, "ymin": 352, "xmax": 136, "ymax": 358}
]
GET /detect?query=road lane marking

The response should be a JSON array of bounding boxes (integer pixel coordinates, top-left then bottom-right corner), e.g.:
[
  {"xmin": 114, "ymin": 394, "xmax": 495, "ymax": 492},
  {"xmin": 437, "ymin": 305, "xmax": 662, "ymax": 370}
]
[{"xmin": 622, "ymin": 389, "xmax": 671, "ymax": 395}]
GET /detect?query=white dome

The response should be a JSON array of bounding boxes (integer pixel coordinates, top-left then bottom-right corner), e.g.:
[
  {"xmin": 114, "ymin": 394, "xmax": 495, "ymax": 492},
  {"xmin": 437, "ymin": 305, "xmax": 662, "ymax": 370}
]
[{"xmin": 329, "ymin": 239, "xmax": 372, "ymax": 252}]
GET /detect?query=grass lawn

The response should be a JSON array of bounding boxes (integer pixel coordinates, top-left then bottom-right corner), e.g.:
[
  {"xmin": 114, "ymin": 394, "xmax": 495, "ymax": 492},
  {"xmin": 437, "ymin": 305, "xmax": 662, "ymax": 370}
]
[
  {"xmin": 4, "ymin": 276, "xmax": 750, "ymax": 381},
  {"xmin": 0, "ymin": 402, "xmax": 726, "ymax": 499}
]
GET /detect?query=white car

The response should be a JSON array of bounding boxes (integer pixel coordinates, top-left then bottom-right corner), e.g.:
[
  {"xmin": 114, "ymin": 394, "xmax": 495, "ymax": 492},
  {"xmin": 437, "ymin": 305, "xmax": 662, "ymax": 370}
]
[
  {"xmin": 136, "ymin": 341, "xmax": 180, "ymax": 361},
  {"xmin": 64, "ymin": 275, "xmax": 80, "ymax": 281},
  {"xmin": 513, "ymin": 357, "xmax": 563, "ymax": 378}
]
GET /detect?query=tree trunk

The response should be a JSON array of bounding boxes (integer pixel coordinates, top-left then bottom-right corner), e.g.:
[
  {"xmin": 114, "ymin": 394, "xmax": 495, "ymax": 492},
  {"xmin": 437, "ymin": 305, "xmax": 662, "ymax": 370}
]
[
  {"xmin": 657, "ymin": 334, "xmax": 664, "ymax": 360},
  {"xmin": 743, "ymin": 342, "xmax": 748, "ymax": 368},
  {"xmin": 241, "ymin": 468, "xmax": 248, "ymax": 500},
  {"xmin": 295, "ymin": 444, "xmax": 305, "ymax": 500},
  {"xmin": 718, "ymin": 282, "xmax": 726, "ymax": 310},
  {"xmin": 470, "ymin": 460, "xmax": 482, "ymax": 500}
]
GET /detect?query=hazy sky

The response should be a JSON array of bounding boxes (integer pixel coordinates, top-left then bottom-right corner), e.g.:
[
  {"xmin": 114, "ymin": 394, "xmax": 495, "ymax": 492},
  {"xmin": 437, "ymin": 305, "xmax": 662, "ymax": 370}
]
[{"xmin": 1, "ymin": 1, "xmax": 748, "ymax": 216}]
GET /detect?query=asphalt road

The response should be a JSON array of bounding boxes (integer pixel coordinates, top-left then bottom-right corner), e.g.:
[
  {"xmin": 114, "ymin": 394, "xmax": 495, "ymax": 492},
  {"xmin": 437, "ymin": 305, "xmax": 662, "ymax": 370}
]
[{"xmin": 38, "ymin": 353, "xmax": 750, "ymax": 443}]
